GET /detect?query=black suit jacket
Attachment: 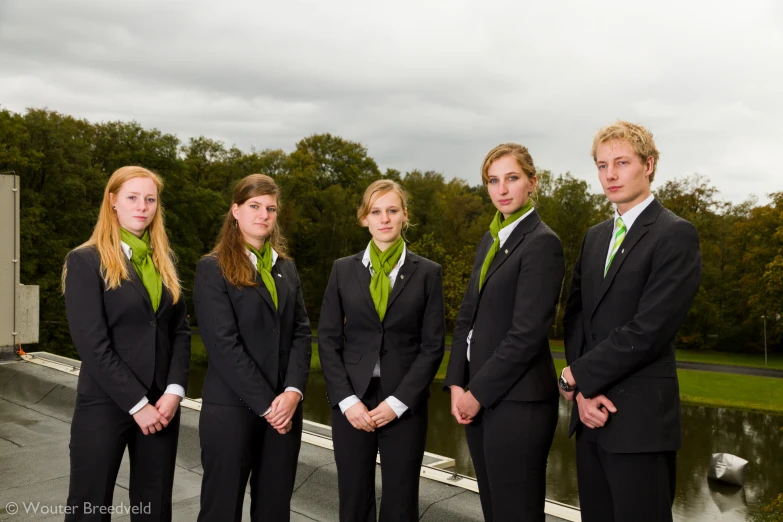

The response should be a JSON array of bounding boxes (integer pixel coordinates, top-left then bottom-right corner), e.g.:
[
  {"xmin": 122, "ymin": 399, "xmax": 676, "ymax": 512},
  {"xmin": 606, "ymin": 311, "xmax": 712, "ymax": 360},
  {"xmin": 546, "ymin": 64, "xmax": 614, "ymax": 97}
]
[
  {"xmin": 193, "ymin": 254, "xmax": 311, "ymax": 416},
  {"xmin": 444, "ymin": 210, "xmax": 564, "ymax": 407},
  {"xmin": 64, "ymin": 246, "xmax": 191, "ymax": 413},
  {"xmin": 318, "ymin": 250, "xmax": 445, "ymax": 412},
  {"xmin": 564, "ymin": 199, "xmax": 702, "ymax": 453}
]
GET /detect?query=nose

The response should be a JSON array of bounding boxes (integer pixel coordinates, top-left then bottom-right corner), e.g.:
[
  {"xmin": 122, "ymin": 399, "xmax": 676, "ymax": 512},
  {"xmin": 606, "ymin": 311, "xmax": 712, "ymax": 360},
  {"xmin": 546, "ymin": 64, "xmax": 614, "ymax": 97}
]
[
  {"xmin": 380, "ymin": 212, "xmax": 391, "ymax": 223},
  {"xmin": 498, "ymin": 180, "xmax": 508, "ymax": 194},
  {"xmin": 137, "ymin": 199, "xmax": 147, "ymax": 211},
  {"xmin": 605, "ymin": 166, "xmax": 618, "ymax": 181},
  {"xmin": 258, "ymin": 208, "xmax": 269, "ymax": 220}
]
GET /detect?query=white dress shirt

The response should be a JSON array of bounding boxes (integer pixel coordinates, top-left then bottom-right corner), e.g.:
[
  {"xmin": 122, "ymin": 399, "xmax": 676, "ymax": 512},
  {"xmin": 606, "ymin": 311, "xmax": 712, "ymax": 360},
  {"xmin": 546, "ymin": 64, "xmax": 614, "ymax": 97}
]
[
  {"xmin": 338, "ymin": 242, "xmax": 409, "ymax": 418},
  {"xmin": 604, "ymin": 194, "xmax": 655, "ymax": 269},
  {"xmin": 246, "ymin": 247, "xmax": 304, "ymax": 417},
  {"xmin": 122, "ymin": 241, "xmax": 186, "ymax": 415},
  {"xmin": 467, "ymin": 206, "xmax": 535, "ymax": 362}
]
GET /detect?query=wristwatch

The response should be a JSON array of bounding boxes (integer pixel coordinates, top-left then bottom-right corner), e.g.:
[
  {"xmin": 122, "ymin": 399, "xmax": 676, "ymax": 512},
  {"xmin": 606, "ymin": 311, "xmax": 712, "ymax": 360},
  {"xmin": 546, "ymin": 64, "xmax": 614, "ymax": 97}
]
[{"xmin": 559, "ymin": 368, "xmax": 576, "ymax": 392}]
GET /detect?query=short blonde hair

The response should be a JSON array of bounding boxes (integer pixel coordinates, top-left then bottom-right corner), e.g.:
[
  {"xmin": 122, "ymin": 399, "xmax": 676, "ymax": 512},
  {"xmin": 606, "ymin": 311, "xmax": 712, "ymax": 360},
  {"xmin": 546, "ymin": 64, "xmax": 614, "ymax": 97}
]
[
  {"xmin": 357, "ymin": 179, "xmax": 410, "ymax": 231},
  {"xmin": 591, "ymin": 120, "xmax": 660, "ymax": 181},
  {"xmin": 481, "ymin": 143, "xmax": 536, "ymax": 186}
]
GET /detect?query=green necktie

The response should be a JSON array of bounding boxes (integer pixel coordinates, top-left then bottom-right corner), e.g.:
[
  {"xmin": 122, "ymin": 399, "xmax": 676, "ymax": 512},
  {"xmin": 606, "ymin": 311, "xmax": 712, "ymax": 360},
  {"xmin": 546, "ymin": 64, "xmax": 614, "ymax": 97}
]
[
  {"xmin": 478, "ymin": 201, "xmax": 533, "ymax": 291},
  {"xmin": 368, "ymin": 237, "xmax": 405, "ymax": 321},
  {"xmin": 605, "ymin": 217, "xmax": 627, "ymax": 276},
  {"xmin": 246, "ymin": 242, "xmax": 278, "ymax": 309},
  {"xmin": 120, "ymin": 228, "xmax": 162, "ymax": 312}
]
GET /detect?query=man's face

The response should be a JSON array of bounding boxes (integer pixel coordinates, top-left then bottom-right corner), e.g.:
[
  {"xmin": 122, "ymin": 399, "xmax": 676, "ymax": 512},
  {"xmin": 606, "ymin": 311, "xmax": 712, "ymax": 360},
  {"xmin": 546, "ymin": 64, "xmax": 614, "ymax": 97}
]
[{"xmin": 595, "ymin": 139, "xmax": 654, "ymax": 214}]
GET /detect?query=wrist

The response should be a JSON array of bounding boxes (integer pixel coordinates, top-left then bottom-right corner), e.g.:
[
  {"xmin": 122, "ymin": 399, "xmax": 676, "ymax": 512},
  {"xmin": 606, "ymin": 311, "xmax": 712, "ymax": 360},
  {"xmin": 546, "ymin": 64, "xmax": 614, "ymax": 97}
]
[{"xmin": 559, "ymin": 368, "xmax": 577, "ymax": 393}]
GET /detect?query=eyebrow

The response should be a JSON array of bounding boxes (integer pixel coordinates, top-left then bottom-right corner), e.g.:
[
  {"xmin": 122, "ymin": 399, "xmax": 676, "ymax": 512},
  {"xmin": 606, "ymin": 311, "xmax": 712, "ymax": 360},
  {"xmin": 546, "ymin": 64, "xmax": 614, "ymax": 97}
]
[
  {"xmin": 248, "ymin": 199, "xmax": 276, "ymax": 206},
  {"xmin": 126, "ymin": 191, "xmax": 157, "ymax": 197}
]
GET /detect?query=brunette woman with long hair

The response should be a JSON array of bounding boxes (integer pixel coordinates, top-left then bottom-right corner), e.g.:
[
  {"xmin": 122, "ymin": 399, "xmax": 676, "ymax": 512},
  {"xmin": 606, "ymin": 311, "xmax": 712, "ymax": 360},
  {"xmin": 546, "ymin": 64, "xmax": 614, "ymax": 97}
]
[
  {"xmin": 194, "ymin": 174, "xmax": 311, "ymax": 522},
  {"xmin": 62, "ymin": 166, "xmax": 191, "ymax": 521}
]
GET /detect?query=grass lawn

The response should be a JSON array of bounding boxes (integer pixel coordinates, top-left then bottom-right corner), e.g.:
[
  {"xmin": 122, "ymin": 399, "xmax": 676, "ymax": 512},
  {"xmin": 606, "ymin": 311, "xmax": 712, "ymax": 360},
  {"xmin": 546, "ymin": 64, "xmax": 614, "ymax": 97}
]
[{"xmin": 193, "ymin": 334, "xmax": 783, "ymax": 414}]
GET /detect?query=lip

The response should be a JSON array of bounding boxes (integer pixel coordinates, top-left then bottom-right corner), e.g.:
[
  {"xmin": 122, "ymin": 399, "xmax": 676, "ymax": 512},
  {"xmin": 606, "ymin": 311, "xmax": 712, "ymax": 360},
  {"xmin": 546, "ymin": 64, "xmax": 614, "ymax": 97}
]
[
  {"xmin": 378, "ymin": 227, "xmax": 393, "ymax": 232},
  {"xmin": 607, "ymin": 186, "xmax": 621, "ymax": 192},
  {"xmin": 133, "ymin": 216, "xmax": 147, "ymax": 221},
  {"xmin": 497, "ymin": 199, "xmax": 512, "ymax": 205}
]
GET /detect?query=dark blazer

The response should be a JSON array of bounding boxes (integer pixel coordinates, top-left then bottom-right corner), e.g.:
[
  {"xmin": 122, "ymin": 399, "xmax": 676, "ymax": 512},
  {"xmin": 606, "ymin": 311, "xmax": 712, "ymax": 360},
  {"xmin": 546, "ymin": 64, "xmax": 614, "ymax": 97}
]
[
  {"xmin": 564, "ymin": 199, "xmax": 702, "ymax": 453},
  {"xmin": 318, "ymin": 250, "xmax": 445, "ymax": 411},
  {"xmin": 64, "ymin": 246, "xmax": 191, "ymax": 413},
  {"xmin": 193, "ymin": 254, "xmax": 311, "ymax": 416},
  {"xmin": 444, "ymin": 210, "xmax": 564, "ymax": 407}
]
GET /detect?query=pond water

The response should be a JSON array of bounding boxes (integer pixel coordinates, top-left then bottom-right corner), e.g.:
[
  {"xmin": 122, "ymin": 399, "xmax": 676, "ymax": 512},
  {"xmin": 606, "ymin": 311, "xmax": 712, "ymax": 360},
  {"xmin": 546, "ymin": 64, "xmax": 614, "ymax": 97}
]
[{"xmin": 188, "ymin": 364, "xmax": 783, "ymax": 521}]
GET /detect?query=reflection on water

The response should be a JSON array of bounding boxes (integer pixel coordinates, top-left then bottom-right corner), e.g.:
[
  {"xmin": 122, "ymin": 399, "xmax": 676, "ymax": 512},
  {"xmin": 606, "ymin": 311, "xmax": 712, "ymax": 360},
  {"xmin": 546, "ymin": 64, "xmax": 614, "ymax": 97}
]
[{"xmin": 188, "ymin": 365, "xmax": 783, "ymax": 522}]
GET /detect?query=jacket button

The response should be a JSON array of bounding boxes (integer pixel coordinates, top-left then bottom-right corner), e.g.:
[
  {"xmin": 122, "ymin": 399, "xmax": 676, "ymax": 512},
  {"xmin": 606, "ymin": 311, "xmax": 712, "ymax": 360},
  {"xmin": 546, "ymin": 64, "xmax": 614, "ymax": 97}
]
[
  {"xmin": 149, "ymin": 321, "xmax": 155, "ymax": 327},
  {"xmin": 591, "ymin": 334, "xmax": 597, "ymax": 341},
  {"xmin": 381, "ymin": 349, "xmax": 388, "ymax": 355},
  {"xmin": 273, "ymin": 329, "xmax": 279, "ymax": 335}
]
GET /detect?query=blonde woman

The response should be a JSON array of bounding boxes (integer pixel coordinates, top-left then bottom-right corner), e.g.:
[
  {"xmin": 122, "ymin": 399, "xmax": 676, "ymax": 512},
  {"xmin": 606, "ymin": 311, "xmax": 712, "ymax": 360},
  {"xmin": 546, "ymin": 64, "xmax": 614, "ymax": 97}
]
[
  {"xmin": 319, "ymin": 179, "xmax": 445, "ymax": 522},
  {"xmin": 63, "ymin": 166, "xmax": 191, "ymax": 521},
  {"xmin": 194, "ymin": 174, "xmax": 311, "ymax": 522}
]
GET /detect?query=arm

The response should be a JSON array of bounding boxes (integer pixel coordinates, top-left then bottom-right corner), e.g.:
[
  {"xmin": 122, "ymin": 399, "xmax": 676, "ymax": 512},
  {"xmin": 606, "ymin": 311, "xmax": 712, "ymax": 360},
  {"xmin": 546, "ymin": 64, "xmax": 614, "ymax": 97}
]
[
  {"xmin": 443, "ymin": 234, "xmax": 489, "ymax": 390},
  {"xmin": 165, "ymin": 294, "xmax": 191, "ymax": 392},
  {"xmin": 569, "ymin": 221, "xmax": 702, "ymax": 398},
  {"xmin": 317, "ymin": 261, "xmax": 356, "ymax": 404},
  {"xmin": 389, "ymin": 265, "xmax": 446, "ymax": 408},
  {"xmin": 64, "ymin": 249, "xmax": 148, "ymax": 413},
  {"xmin": 468, "ymin": 233, "xmax": 566, "ymax": 408},
  {"xmin": 563, "ymin": 233, "xmax": 587, "ymax": 366},
  {"xmin": 283, "ymin": 264, "xmax": 312, "ymax": 394},
  {"xmin": 193, "ymin": 257, "xmax": 277, "ymax": 415}
]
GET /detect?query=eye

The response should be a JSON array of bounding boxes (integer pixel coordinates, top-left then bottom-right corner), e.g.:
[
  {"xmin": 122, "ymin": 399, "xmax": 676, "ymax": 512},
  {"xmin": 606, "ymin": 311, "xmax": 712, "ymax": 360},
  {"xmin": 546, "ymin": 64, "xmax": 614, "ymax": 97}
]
[
  {"xmin": 619, "ymin": 161, "xmax": 628, "ymax": 165},
  {"xmin": 508, "ymin": 175, "xmax": 519, "ymax": 181},
  {"xmin": 488, "ymin": 178, "xmax": 498, "ymax": 184},
  {"xmin": 598, "ymin": 165, "xmax": 607, "ymax": 170},
  {"xmin": 127, "ymin": 195, "xmax": 136, "ymax": 200},
  {"xmin": 389, "ymin": 209, "xmax": 397, "ymax": 214},
  {"xmin": 147, "ymin": 197, "xmax": 156, "ymax": 204},
  {"xmin": 371, "ymin": 210, "xmax": 380, "ymax": 215},
  {"xmin": 249, "ymin": 204, "xmax": 259, "ymax": 209},
  {"xmin": 267, "ymin": 207, "xmax": 277, "ymax": 213}
]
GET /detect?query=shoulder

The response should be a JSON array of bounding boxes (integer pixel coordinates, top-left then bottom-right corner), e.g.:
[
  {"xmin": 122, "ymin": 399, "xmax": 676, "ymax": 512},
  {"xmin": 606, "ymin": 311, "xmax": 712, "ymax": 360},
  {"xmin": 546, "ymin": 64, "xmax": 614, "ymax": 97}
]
[
  {"xmin": 332, "ymin": 253, "xmax": 362, "ymax": 271},
  {"xmin": 654, "ymin": 208, "xmax": 700, "ymax": 251},
  {"xmin": 196, "ymin": 253, "xmax": 223, "ymax": 277},
  {"xmin": 530, "ymin": 218, "xmax": 561, "ymax": 243},
  {"xmin": 67, "ymin": 245, "xmax": 100, "ymax": 268},
  {"xmin": 406, "ymin": 251, "xmax": 442, "ymax": 274}
]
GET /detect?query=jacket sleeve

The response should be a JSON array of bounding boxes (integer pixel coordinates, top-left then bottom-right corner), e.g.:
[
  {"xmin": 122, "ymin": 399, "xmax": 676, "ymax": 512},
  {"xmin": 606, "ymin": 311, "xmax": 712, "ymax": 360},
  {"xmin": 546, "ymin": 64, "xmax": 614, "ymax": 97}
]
[
  {"xmin": 166, "ymin": 290, "xmax": 191, "ymax": 391},
  {"xmin": 391, "ymin": 265, "xmax": 446, "ymax": 407},
  {"xmin": 563, "ymin": 233, "xmax": 587, "ymax": 365},
  {"xmin": 193, "ymin": 256, "xmax": 277, "ymax": 415},
  {"xmin": 317, "ymin": 261, "xmax": 356, "ymax": 405},
  {"xmin": 468, "ymin": 233, "xmax": 565, "ymax": 407},
  {"xmin": 64, "ymin": 249, "xmax": 148, "ymax": 413},
  {"xmin": 443, "ymin": 234, "xmax": 490, "ymax": 390},
  {"xmin": 569, "ymin": 220, "xmax": 702, "ymax": 397},
  {"xmin": 283, "ymin": 263, "xmax": 312, "ymax": 394}
]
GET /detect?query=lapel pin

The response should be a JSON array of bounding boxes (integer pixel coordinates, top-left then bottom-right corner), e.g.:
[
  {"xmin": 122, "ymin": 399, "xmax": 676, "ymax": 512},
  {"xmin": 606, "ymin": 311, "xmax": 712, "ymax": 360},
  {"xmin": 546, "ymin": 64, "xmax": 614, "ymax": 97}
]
[
  {"xmin": 277, "ymin": 273, "xmax": 282, "ymax": 278},
  {"xmin": 400, "ymin": 275, "xmax": 404, "ymax": 279},
  {"xmin": 621, "ymin": 249, "xmax": 625, "ymax": 254},
  {"xmin": 504, "ymin": 249, "xmax": 509, "ymax": 254}
]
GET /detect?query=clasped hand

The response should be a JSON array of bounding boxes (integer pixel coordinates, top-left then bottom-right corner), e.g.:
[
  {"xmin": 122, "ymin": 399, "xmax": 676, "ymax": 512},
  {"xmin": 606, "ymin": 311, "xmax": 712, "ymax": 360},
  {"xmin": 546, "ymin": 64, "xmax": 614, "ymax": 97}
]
[
  {"xmin": 449, "ymin": 386, "xmax": 481, "ymax": 424},
  {"xmin": 266, "ymin": 391, "xmax": 300, "ymax": 435},
  {"xmin": 133, "ymin": 393, "xmax": 182, "ymax": 435}
]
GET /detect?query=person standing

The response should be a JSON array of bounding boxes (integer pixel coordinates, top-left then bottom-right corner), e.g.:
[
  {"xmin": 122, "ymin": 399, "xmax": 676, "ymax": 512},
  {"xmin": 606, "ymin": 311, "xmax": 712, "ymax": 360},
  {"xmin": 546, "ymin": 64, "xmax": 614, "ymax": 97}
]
[
  {"xmin": 444, "ymin": 143, "xmax": 564, "ymax": 521},
  {"xmin": 63, "ymin": 166, "xmax": 191, "ymax": 521},
  {"xmin": 194, "ymin": 174, "xmax": 311, "ymax": 522},
  {"xmin": 559, "ymin": 121, "xmax": 702, "ymax": 522},
  {"xmin": 318, "ymin": 180, "xmax": 445, "ymax": 522}
]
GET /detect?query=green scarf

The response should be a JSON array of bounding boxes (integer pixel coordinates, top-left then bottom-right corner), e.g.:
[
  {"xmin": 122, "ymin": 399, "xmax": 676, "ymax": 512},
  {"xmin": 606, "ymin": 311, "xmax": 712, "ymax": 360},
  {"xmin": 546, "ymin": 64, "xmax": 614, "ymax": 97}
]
[
  {"xmin": 120, "ymin": 228, "xmax": 162, "ymax": 312},
  {"xmin": 368, "ymin": 237, "xmax": 405, "ymax": 321},
  {"xmin": 478, "ymin": 201, "xmax": 534, "ymax": 290},
  {"xmin": 246, "ymin": 242, "xmax": 278, "ymax": 309}
]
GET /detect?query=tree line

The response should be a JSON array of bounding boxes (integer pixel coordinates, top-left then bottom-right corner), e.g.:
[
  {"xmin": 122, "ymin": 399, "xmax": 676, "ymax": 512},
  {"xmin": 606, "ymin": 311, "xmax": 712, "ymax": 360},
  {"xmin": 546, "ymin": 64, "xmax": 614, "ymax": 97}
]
[{"xmin": 1, "ymin": 108, "xmax": 781, "ymax": 357}]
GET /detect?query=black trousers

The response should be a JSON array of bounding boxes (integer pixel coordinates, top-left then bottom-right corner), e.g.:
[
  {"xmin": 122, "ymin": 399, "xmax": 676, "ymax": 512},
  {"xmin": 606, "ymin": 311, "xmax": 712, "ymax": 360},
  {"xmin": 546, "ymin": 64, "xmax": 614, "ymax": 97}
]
[
  {"xmin": 465, "ymin": 398, "xmax": 558, "ymax": 522},
  {"xmin": 575, "ymin": 427, "xmax": 676, "ymax": 522},
  {"xmin": 331, "ymin": 378, "xmax": 428, "ymax": 522},
  {"xmin": 197, "ymin": 401, "xmax": 303, "ymax": 522},
  {"xmin": 66, "ymin": 390, "xmax": 181, "ymax": 521}
]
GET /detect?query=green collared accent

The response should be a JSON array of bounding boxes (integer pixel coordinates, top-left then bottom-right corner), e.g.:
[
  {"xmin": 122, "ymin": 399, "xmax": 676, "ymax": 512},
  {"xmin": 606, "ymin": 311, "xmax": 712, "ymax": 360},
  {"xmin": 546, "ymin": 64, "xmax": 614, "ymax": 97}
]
[
  {"xmin": 368, "ymin": 237, "xmax": 404, "ymax": 321},
  {"xmin": 246, "ymin": 241, "xmax": 278, "ymax": 309},
  {"xmin": 478, "ymin": 201, "xmax": 534, "ymax": 290},
  {"xmin": 120, "ymin": 228, "xmax": 162, "ymax": 312}
]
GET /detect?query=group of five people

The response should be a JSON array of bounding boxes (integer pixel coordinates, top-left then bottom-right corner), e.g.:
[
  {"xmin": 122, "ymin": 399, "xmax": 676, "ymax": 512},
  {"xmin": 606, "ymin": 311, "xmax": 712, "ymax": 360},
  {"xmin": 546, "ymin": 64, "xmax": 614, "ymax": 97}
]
[{"xmin": 62, "ymin": 119, "xmax": 701, "ymax": 521}]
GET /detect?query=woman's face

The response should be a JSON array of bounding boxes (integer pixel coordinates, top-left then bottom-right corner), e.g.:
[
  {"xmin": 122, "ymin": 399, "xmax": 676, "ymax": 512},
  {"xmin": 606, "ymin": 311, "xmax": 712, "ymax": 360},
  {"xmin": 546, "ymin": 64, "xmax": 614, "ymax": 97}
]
[
  {"xmin": 232, "ymin": 194, "xmax": 278, "ymax": 249},
  {"xmin": 361, "ymin": 190, "xmax": 407, "ymax": 250},
  {"xmin": 486, "ymin": 155, "xmax": 536, "ymax": 218},
  {"xmin": 111, "ymin": 176, "xmax": 158, "ymax": 237}
]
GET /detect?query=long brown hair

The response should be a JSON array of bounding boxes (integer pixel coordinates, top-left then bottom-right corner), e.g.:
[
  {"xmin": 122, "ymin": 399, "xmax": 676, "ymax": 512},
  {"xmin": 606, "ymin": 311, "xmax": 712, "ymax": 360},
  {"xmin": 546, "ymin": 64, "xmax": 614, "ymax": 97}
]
[
  {"xmin": 62, "ymin": 166, "xmax": 181, "ymax": 302},
  {"xmin": 212, "ymin": 174, "xmax": 289, "ymax": 287}
]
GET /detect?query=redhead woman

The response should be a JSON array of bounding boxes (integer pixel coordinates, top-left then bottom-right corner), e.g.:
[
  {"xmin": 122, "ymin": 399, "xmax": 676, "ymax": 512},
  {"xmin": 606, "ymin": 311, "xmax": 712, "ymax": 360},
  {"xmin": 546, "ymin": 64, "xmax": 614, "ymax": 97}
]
[
  {"xmin": 194, "ymin": 174, "xmax": 311, "ymax": 522},
  {"xmin": 318, "ymin": 179, "xmax": 445, "ymax": 522},
  {"xmin": 444, "ymin": 144, "xmax": 565, "ymax": 521},
  {"xmin": 63, "ymin": 166, "xmax": 190, "ymax": 521}
]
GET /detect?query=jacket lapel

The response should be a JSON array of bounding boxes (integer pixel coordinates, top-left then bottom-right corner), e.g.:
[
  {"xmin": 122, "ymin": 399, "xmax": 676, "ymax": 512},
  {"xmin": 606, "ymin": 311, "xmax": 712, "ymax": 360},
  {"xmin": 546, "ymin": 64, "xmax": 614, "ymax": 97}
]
[
  {"xmin": 386, "ymin": 251, "xmax": 419, "ymax": 313},
  {"xmin": 353, "ymin": 253, "xmax": 381, "ymax": 324},
  {"xmin": 480, "ymin": 210, "xmax": 541, "ymax": 292},
  {"xmin": 155, "ymin": 287, "xmax": 172, "ymax": 317},
  {"xmin": 251, "ymin": 272, "xmax": 278, "ymax": 317},
  {"xmin": 126, "ymin": 260, "xmax": 154, "ymax": 312},
  {"xmin": 272, "ymin": 262, "xmax": 289, "ymax": 313},
  {"xmin": 591, "ymin": 200, "xmax": 663, "ymax": 316}
]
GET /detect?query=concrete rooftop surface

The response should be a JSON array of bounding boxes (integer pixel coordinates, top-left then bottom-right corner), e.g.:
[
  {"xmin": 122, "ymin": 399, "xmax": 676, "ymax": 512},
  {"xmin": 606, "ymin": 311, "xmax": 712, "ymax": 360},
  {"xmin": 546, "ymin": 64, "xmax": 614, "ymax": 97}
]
[{"xmin": 0, "ymin": 354, "xmax": 578, "ymax": 521}]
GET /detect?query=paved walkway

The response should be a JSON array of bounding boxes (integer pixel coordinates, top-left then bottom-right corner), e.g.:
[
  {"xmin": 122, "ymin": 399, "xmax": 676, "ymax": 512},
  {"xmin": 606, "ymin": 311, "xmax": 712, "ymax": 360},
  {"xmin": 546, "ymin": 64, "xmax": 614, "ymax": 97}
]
[{"xmin": 0, "ymin": 357, "xmax": 576, "ymax": 521}]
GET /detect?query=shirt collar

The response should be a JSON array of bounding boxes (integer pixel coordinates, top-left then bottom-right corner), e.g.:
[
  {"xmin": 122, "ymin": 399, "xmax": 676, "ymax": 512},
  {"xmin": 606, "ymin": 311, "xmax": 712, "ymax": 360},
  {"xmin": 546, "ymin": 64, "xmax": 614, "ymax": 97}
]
[
  {"xmin": 121, "ymin": 241, "xmax": 132, "ymax": 260},
  {"xmin": 614, "ymin": 193, "xmax": 655, "ymax": 232},
  {"xmin": 498, "ymin": 206, "xmax": 535, "ymax": 243},
  {"xmin": 246, "ymin": 246, "xmax": 279, "ymax": 268},
  {"xmin": 362, "ymin": 241, "xmax": 406, "ymax": 270}
]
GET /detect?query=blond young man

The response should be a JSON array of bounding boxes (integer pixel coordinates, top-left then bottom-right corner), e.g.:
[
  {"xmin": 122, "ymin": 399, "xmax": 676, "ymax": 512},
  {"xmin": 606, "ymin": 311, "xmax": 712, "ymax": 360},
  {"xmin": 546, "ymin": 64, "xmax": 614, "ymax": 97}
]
[{"xmin": 559, "ymin": 121, "xmax": 702, "ymax": 522}]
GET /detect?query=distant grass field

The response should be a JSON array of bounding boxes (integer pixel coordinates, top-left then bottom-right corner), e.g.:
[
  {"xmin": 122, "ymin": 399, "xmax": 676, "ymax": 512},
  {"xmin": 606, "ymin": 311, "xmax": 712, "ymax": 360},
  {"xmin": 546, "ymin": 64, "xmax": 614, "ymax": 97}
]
[{"xmin": 192, "ymin": 333, "xmax": 783, "ymax": 414}]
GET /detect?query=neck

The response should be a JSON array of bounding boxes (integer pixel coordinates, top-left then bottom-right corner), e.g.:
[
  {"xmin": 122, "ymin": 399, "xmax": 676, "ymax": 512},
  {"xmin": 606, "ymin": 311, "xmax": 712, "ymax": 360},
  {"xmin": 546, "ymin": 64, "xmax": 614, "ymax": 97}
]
[
  {"xmin": 616, "ymin": 191, "xmax": 652, "ymax": 216},
  {"xmin": 372, "ymin": 236, "xmax": 399, "ymax": 252},
  {"xmin": 122, "ymin": 227, "xmax": 145, "ymax": 239},
  {"xmin": 243, "ymin": 235, "xmax": 264, "ymax": 251}
]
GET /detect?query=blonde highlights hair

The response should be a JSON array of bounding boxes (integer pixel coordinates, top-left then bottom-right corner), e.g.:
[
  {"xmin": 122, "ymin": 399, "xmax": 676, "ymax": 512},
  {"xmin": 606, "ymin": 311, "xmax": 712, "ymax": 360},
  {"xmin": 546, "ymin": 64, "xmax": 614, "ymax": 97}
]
[
  {"xmin": 62, "ymin": 166, "xmax": 181, "ymax": 302},
  {"xmin": 212, "ymin": 174, "xmax": 289, "ymax": 288},
  {"xmin": 591, "ymin": 120, "xmax": 660, "ymax": 181},
  {"xmin": 356, "ymin": 179, "xmax": 410, "ymax": 232}
]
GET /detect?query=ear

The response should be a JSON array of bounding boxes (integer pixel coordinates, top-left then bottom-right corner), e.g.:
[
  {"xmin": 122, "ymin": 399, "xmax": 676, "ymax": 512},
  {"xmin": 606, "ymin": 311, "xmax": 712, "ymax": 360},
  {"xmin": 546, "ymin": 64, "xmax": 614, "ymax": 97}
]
[
  {"xmin": 529, "ymin": 175, "xmax": 538, "ymax": 193},
  {"xmin": 403, "ymin": 208, "xmax": 409, "ymax": 222},
  {"xmin": 645, "ymin": 156, "xmax": 655, "ymax": 177},
  {"xmin": 109, "ymin": 192, "xmax": 117, "ymax": 206},
  {"xmin": 231, "ymin": 203, "xmax": 240, "ymax": 220},
  {"xmin": 361, "ymin": 214, "xmax": 369, "ymax": 227}
]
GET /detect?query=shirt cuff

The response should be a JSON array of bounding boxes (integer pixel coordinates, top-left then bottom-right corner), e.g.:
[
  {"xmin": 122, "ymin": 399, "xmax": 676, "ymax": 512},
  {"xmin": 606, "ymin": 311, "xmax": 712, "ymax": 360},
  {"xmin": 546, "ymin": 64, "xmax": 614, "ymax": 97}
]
[
  {"xmin": 339, "ymin": 395, "xmax": 361, "ymax": 414},
  {"xmin": 467, "ymin": 329, "xmax": 473, "ymax": 362},
  {"xmin": 385, "ymin": 396, "xmax": 408, "ymax": 418},
  {"xmin": 129, "ymin": 396, "xmax": 149, "ymax": 415},
  {"xmin": 285, "ymin": 387, "xmax": 304, "ymax": 401},
  {"xmin": 164, "ymin": 384, "xmax": 186, "ymax": 399},
  {"xmin": 260, "ymin": 406, "xmax": 272, "ymax": 417}
]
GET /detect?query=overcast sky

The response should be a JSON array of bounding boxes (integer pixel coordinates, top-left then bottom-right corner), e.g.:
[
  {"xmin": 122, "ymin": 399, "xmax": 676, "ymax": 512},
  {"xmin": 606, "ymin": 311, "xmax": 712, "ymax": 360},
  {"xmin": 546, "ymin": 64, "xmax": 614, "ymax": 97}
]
[{"xmin": 2, "ymin": 0, "xmax": 782, "ymax": 203}]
